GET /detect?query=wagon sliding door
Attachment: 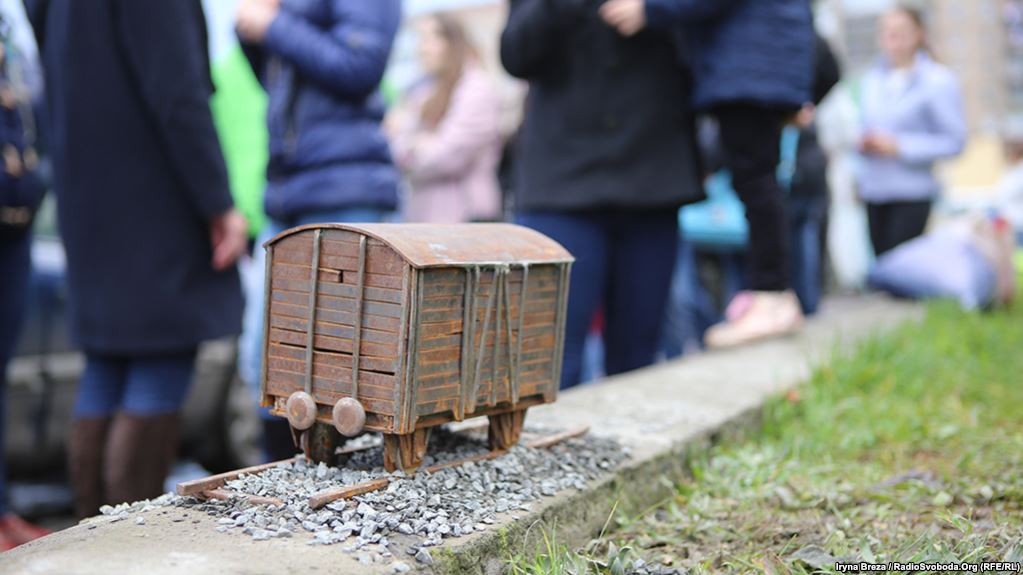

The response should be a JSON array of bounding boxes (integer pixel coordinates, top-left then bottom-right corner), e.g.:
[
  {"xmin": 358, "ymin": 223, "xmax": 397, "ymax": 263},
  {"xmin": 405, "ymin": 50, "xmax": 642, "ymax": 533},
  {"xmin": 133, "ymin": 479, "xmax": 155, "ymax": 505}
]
[
  {"xmin": 407, "ymin": 263, "xmax": 567, "ymax": 429},
  {"xmin": 262, "ymin": 228, "xmax": 407, "ymax": 434}
]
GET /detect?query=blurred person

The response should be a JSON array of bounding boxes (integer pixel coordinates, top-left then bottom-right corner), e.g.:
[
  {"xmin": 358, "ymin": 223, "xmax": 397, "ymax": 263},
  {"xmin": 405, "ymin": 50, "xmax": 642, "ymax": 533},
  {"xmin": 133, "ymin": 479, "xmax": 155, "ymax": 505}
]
[
  {"xmin": 388, "ymin": 13, "xmax": 502, "ymax": 224},
  {"xmin": 817, "ymin": 71, "xmax": 873, "ymax": 289},
  {"xmin": 235, "ymin": 0, "xmax": 401, "ymax": 460},
  {"xmin": 500, "ymin": 0, "xmax": 704, "ymax": 389},
  {"xmin": 780, "ymin": 106, "xmax": 828, "ymax": 315},
  {"xmin": 784, "ymin": 33, "xmax": 841, "ymax": 315},
  {"xmin": 859, "ymin": 7, "xmax": 966, "ymax": 256},
  {"xmin": 0, "ymin": 21, "xmax": 48, "ymax": 548},
  {"xmin": 26, "ymin": 0, "xmax": 247, "ymax": 517},
  {"xmin": 600, "ymin": 0, "xmax": 814, "ymax": 348},
  {"xmin": 997, "ymin": 117, "xmax": 1023, "ymax": 245}
]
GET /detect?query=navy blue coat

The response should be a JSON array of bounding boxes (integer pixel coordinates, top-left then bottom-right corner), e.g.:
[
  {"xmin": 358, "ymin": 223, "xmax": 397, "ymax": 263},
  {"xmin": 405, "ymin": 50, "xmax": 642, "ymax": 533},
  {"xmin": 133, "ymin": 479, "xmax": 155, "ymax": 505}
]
[
  {"xmin": 27, "ymin": 0, "xmax": 243, "ymax": 354},
  {"xmin": 501, "ymin": 0, "xmax": 704, "ymax": 211},
  {"xmin": 646, "ymin": 0, "xmax": 814, "ymax": 110},
  {"xmin": 241, "ymin": 0, "xmax": 401, "ymax": 222}
]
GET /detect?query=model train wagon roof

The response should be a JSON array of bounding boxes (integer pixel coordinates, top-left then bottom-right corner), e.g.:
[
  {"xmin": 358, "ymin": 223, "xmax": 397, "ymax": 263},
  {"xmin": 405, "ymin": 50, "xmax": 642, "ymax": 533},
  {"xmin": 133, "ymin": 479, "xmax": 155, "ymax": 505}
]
[{"xmin": 265, "ymin": 223, "xmax": 574, "ymax": 269}]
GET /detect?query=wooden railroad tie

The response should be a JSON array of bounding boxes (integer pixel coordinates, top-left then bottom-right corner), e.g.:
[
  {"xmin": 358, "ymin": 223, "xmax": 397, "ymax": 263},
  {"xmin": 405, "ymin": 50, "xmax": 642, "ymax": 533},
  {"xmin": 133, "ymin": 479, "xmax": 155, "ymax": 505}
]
[
  {"xmin": 176, "ymin": 443, "xmax": 379, "ymax": 506},
  {"xmin": 176, "ymin": 457, "xmax": 298, "ymax": 500}
]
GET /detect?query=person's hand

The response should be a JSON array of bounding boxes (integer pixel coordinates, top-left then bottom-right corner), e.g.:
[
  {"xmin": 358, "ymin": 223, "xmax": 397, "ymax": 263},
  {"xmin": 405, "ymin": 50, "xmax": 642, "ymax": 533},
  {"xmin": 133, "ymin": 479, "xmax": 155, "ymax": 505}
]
[
  {"xmin": 794, "ymin": 104, "xmax": 816, "ymax": 129},
  {"xmin": 209, "ymin": 208, "xmax": 248, "ymax": 271},
  {"xmin": 23, "ymin": 147, "xmax": 37, "ymax": 171},
  {"xmin": 861, "ymin": 133, "xmax": 899, "ymax": 157},
  {"xmin": 412, "ymin": 133, "xmax": 435, "ymax": 154},
  {"xmin": 600, "ymin": 0, "xmax": 647, "ymax": 37},
  {"xmin": 0, "ymin": 87, "xmax": 16, "ymax": 110},
  {"xmin": 383, "ymin": 105, "xmax": 411, "ymax": 140},
  {"xmin": 3, "ymin": 144, "xmax": 22, "ymax": 177},
  {"xmin": 236, "ymin": 0, "xmax": 280, "ymax": 44}
]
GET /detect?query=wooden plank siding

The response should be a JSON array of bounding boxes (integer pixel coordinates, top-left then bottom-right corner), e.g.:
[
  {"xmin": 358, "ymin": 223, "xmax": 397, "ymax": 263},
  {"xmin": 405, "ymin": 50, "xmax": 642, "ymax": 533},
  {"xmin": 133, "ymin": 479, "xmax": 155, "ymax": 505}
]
[
  {"xmin": 262, "ymin": 226, "xmax": 566, "ymax": 435},
  {"xmin": 411, "ymin": 265, "xmax": 562, "ymax": 421},
  {"xmin": 262, "ymin": 230, "xmax": 406, "ymax": 433}
]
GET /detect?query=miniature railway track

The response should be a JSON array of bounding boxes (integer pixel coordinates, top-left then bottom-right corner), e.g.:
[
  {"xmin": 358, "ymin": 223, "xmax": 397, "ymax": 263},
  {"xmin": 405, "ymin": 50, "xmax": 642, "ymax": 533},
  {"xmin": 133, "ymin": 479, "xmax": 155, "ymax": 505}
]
[{"xmin": 176, "ymin": 426, "xmax": 590, "ymax": 510}]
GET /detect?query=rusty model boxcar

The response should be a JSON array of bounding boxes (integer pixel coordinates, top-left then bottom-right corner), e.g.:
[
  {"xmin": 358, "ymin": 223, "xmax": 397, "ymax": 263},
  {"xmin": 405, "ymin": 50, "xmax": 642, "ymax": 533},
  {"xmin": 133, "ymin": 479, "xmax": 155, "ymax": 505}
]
[{"xmin": 259, "ymin": 223, "xmax": 573, "ymax": 472}]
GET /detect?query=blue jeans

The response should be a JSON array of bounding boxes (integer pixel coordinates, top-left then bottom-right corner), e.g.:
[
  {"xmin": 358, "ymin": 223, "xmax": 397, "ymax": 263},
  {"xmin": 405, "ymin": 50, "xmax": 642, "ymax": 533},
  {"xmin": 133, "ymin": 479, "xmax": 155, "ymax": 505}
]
[
  {"xmin": 788, "ymin": 198, "xmax": 826, "ymax": 315},
  {"xmin": 516, "ymin": 210, "xmax": 678, "ymax": 389},
  {"xmin": 73, "ymin": 351, "xmax": 197, "ymax": 418},
  {"xmin": 239, "ymin": 208, "xmax": 390, "ymax": 419},
  {"xmin": 661, "ymin": 240, "xmax": 719, "ymax": 358},
  {"xmin": 0, "ymin": 233, "xmax": 31, "ymax": 515}
]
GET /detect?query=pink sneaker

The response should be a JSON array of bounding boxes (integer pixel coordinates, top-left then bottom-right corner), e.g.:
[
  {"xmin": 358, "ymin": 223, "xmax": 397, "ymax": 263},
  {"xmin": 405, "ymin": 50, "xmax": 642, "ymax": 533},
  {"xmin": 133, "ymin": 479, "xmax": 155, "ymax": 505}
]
[
  {"xmin": 724, "ymin": 290, "xmax": 755, "ymax": 322},
  {"xmin": 705, "ymin": 290, "xmax": 805, "ymax": 349}
]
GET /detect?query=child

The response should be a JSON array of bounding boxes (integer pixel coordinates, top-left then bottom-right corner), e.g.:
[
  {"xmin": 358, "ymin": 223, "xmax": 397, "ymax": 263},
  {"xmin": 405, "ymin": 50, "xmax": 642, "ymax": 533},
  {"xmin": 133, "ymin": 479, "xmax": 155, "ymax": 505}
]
[{"xmin": 601, "ymin": 0, "xmax": 815, "ymax": 348}]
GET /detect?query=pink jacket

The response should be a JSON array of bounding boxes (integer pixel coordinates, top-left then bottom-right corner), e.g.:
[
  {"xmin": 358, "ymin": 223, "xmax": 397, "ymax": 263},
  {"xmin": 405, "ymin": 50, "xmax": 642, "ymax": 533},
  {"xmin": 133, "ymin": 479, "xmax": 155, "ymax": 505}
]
[{"xmin": 391, "ymin": 66, "xmax": 503, "ymax": 223}]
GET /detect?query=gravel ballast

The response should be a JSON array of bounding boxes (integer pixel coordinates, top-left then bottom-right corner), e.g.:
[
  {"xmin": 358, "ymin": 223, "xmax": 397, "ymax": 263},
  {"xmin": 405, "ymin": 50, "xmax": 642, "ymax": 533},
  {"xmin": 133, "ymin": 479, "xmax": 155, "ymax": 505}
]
[{"xmin": 99, "ymin": 426, "xmax": 628, "ymax": 568}]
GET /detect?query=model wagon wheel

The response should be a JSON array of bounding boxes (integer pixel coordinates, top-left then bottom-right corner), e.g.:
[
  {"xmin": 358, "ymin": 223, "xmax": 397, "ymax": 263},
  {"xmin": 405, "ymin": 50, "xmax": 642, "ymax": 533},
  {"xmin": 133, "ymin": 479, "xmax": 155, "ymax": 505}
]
[
  {"xmin": 301, "ymin": 422, "xmax": 343, "ymax": 465},
  {"xmin": 488, "ymin": 409, "xmax": 526, "ymax": 451},
  {"xmin": 382, "ymin": 428, "xmax": 432, "ymax": 473}
]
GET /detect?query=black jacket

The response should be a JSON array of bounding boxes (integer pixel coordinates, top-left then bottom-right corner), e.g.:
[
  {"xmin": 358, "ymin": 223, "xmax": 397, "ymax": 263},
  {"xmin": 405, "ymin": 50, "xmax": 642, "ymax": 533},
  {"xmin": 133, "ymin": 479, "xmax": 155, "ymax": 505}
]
[
  {"xmin": 501, "ymin": 0, "xmax": 703, "ymax": 212},
  {"xmin": 812, "ymin": 33, "xmax": 840, "ymax": 107},
  {"xmin": 27, "ymin": 0, "xmax": 243, "ymax": 354}
]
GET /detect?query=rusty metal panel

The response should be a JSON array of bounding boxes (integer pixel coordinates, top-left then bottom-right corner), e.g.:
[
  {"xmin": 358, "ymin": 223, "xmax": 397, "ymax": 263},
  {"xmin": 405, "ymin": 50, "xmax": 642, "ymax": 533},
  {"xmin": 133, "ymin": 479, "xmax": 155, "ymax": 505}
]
[{"xmin": 266, "ymin": 223, "xmax": 573, "ymax": 269}]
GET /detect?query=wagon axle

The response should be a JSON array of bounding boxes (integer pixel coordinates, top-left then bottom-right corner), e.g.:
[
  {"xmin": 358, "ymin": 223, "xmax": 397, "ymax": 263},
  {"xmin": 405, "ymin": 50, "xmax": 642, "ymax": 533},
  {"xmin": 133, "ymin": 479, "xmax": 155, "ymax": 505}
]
[{"xmin": 286, "ymin": 391, "xmax": 530, "ymax": 474}]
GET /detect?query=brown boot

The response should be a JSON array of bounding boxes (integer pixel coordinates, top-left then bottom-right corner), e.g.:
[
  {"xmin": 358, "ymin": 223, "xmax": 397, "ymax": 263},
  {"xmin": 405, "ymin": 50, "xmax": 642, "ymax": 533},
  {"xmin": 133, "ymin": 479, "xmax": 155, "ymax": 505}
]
[
  {"xmin": 68, "ymin": 418, "xmax": 111, "ymax": 519},
  {"xmin": 104, "ymin": 413, "xmax": 179, "ymax": 506}
]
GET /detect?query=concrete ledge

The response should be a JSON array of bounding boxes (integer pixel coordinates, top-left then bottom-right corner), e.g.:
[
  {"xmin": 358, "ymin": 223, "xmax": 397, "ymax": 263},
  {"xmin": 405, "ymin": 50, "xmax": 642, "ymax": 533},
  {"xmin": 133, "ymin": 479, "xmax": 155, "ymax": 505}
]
[{"xmin": 1, "ymin": 296, "xmax": 922, "ymax": 575}]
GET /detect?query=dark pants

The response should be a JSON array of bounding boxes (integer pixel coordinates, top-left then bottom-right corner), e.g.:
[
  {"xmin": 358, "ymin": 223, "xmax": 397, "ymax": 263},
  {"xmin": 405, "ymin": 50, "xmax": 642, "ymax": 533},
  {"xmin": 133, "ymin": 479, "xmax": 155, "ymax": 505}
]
[
  {"xmin": 714, "ymin": 104, "xmax": 792, "ymax": 291},
  {"xmin": 516, "ymin": 209, "xmax": 678, "ymax": 389},
  {"xmin": 867, "ymin": 200, "xmax": 932, "ymax": 257},
  {"xmin": 0, "ymin": 233, "xmax": 31, "ymax": 515}
]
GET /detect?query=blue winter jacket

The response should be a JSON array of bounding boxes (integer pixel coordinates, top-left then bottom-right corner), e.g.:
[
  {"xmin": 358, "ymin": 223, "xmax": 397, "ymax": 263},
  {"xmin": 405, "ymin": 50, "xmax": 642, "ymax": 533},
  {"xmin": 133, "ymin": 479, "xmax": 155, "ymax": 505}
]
[
  {"xmin": 242, "ymin": 0, "xmax": 402, "ymax": 221},
  {"xmin": 645, "ymin": 0, "xmax": 814, "ymax": 110}
]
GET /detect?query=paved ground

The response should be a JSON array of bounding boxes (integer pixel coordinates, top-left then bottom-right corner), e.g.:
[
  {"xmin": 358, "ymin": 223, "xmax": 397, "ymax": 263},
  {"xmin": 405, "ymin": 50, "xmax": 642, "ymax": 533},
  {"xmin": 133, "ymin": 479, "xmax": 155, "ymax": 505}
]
[{"xmin": 0, "ymin": 295, "xmax": 922, "ymax": 575}]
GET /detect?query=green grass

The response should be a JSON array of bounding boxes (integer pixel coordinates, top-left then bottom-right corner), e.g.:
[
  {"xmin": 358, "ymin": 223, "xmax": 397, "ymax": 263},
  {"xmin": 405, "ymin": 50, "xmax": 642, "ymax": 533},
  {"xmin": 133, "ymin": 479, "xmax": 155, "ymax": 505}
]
[{"xmin": 509, "ymin": 301, "xmax": 1023, "ymax": 574}]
